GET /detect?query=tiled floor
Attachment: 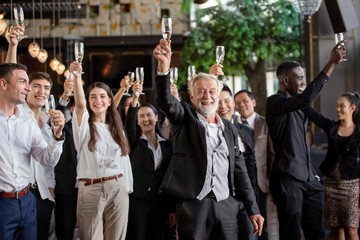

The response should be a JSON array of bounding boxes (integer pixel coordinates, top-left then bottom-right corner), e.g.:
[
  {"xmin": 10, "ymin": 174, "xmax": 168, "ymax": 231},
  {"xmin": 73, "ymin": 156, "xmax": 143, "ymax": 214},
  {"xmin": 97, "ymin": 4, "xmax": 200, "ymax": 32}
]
[{"xmin": 267, "ymin": 199, "xmax": 280, "ymax": 240}]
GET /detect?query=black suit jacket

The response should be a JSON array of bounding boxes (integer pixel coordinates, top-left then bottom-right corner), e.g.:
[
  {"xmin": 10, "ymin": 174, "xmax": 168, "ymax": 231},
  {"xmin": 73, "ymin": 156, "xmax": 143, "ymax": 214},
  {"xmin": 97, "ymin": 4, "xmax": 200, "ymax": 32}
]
[
  {"xmin": 305, "ymin": 106, "xmax": 360, "ymax": 179},
  {"xmin": 125, "ymin": 106, "xmax": 173, "ymax": 202},
  {"xmin": 156, "ymin": 74, "xmax": 259, "ymax": 216},
  {"xmin": 54, "ymin": 121, "xmax": 78, "ymax": 196},
  {"xmin": 233, "ymin": 121, "xmax": 258, "ymax": 198}
]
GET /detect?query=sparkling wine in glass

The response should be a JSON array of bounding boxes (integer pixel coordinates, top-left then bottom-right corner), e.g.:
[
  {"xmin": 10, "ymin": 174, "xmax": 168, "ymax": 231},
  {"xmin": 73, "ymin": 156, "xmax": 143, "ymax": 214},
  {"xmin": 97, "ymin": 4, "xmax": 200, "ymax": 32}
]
[
  {"xmin": 334, "ymin": 33, "xmax": 347, "ymax": 62},
  {"xmin": 188, "ymin": 66, "xmax": 196, "ymax": 81},
  {"xmin": 216, "ymin": 46, "xmax": 225, "ymax": 64},
  {"xmin": 13, "ymin": 6, "xmax": 28, "ymax": 39},
  {"xmin": 74, "ymin": 42, "xmax": 85, "ymax": 73},
  {"xmin": 125, "ymin": 71, "xmax": 135, "ymax": 96},
  {"xmin": 136, "ymin": 67, "xmax": 145, "ymax": 95},
  {"xmin": 161, "ymin": 18, "xmax": 172, "ymax": 53},
  {"xmin": 170, "ymin": 67, "xmax": 178, "ymax": 84},
  {"xmin": 45, "ymin": 95, "xmax": 58, "ymax": 129}
]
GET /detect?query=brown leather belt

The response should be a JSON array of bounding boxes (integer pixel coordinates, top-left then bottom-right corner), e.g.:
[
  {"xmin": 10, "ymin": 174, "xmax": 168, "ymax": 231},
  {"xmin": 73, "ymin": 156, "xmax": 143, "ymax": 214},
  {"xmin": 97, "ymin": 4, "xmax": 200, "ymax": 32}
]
[
  {"xmin": 79, "ymin": 173, "xmax": 123, "ymax": 186},
  {"xmin": 1, "ymin": 184, "xmax": 31, "ymax": 199}
]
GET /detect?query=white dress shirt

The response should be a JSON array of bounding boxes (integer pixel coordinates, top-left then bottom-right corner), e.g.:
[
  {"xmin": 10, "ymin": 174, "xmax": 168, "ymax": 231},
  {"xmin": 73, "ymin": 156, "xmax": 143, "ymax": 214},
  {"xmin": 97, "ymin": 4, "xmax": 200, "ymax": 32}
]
[
  {"xmin": 0, "ymin": 105, "xmax": 64, "ymax": 192},
  {"xmin": 22, "ymin": 103, "xmax": 55, "ymax": 202},
  {"xmin": 196, "ymin": 112, "xmax": 230, "ymax": 202},
  {"xmin": 240, "ymin": 112, "xmax": 256, "ymax": 129},
  {"xmin": 72, "ymin": 109, "xmax": 133, "ymax": 193},
  {"xmin": 140, "ymin": 133, "xmax": 166, "ymax": 170}
]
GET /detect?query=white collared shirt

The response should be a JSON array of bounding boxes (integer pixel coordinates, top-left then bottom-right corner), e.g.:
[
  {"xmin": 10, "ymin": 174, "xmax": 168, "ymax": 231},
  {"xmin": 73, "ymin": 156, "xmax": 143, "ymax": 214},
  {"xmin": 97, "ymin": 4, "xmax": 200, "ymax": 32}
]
[
  {"xmin": 196, "ymin": 112, "xmax": 230, "ymax": 202},
  {"xmin": 72, "ymin": 109, "xmax": 133, "ymax": 193},
  {"xmin": 140, "ymin": 133, "xmax": 166, "ymax": 170},
  {"xmin": 231, "ymin": 119, "xmax": 246, "ymax": 153},
  {"xmin": 22, "ymin": 103, "xmax": 55, "ymax": 202},
  {"xmin": 0, "ymin": 105, "xmax": 63, "ymax": 192},
  {"xmin": 240, "ymin": 112, "xmax": 256, "ymax": 129}
]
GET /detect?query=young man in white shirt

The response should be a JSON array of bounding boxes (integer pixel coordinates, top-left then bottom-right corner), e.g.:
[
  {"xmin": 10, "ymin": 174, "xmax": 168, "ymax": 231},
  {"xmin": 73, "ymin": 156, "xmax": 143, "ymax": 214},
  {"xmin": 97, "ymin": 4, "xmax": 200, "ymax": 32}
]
[
  {"xmin": 23, "ymin": 72, "xmax": 63, "ymax": 240},
  {"xmin": 0, "ymin": 63, "xmax": 64, "ymax": 239}
]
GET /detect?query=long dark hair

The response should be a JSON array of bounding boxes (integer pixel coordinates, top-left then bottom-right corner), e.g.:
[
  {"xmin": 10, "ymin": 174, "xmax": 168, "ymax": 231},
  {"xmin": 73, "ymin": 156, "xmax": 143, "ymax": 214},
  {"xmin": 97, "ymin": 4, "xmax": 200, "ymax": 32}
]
[
  {"xmin": 136, "ymin": 103, "xmax": 161, "ymax": 137},
  {"xmin": 86, "ymin": 82, "xmax": 129, "ymax": 155},
  {"xmin": 342, "ymin": 92, "xmax": 360, "ymax": 124}
]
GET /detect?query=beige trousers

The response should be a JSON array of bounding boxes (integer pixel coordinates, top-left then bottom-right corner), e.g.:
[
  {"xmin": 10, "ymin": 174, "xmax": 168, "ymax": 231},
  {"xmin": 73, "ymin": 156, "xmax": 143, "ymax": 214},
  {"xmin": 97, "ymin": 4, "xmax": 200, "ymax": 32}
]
[{"xmin": 77, "ymin": 176, "xmax": 129, "ymax": 240}]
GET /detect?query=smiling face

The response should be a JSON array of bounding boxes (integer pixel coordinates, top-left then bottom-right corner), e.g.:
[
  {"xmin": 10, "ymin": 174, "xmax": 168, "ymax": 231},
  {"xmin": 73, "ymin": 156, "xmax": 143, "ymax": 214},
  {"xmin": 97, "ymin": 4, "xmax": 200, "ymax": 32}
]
[
  {"xmin": 88, "ymin": 87, "xmax": 112, "ymax": 115},
  {"xmin": 3, "ymin": 69, "xmax": 31, "ymax": 105},
  {"xmin": 26, "ymin": 79, "xmax": 51, "ymax": 109},
  {"xmin": 190, "ymin": 78, "xmax": 219, "ymax": 118},
  {"xmin": 234, "ymin": 92, "xmax": 256, "ymax": 119},
  {"xmin": 137, "ymin": 106, "xmax": 158, "ymax": 134},
  {"xmin": 217, "ymin": 91, "xmax": 234, "ymax": 121},
  {"xmin": 336, "ymin": 96, "xmax": 355, "ymax": 121},
  {"xmin": 284, "ymin": 66, "xmax": 306, "ymax": 96}
]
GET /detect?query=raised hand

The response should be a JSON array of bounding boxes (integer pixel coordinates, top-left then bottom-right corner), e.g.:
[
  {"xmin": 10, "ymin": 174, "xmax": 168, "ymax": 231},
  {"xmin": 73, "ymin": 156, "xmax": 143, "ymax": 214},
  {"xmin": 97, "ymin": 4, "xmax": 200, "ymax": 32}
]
[
  {"xmin": 153, "ymin": 39, "xmax": 172, "ymax": 73},
  {"xmin": 209, "ymin": 64, "xmax": 224, "ymax": 76},
  {"xmin": 6, "ymin": 25, "xmax": 25, "ymax": 46},
  {"xmin": 69, "ymin": 61, "xmax": 82, "ymax": 77},
  {"xmin": 50, "ymin": 110, "xmax": 65, "ymax": 138}
]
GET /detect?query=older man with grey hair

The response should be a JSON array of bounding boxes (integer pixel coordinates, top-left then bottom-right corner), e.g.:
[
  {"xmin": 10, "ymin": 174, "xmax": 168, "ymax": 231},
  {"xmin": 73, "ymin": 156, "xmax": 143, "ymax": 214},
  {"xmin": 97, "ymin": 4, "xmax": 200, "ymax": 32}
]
[{"xmin": 153, "ymin": 39, "xmax": 264, "ymax": 240}]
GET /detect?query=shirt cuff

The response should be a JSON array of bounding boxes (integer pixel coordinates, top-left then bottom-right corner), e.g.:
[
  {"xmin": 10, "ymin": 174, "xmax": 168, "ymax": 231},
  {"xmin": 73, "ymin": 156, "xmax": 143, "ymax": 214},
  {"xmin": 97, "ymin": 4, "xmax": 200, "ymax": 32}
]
[{"xmin": 58, "ymin": 96, "xmax": 69, "ymax": 107}]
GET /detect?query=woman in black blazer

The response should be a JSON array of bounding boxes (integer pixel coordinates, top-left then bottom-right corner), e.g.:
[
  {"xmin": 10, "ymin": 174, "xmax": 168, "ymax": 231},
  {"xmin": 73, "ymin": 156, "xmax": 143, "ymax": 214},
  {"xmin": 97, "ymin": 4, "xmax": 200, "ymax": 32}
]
[
  {"xmin": 125, "ymin": 82, "xmax": 174, "ymax": 240},
  {"xmin": 305, "ymin": 92, "xmax": 360, "ymax": 240}
]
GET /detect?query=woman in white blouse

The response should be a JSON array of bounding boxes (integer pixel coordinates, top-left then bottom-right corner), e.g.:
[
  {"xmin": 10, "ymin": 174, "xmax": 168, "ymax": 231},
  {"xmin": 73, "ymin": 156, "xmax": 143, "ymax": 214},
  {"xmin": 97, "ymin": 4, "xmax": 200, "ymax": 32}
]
[{"xmin": 69, "ymin": 61, "xmax": 133, "ymax": 240}]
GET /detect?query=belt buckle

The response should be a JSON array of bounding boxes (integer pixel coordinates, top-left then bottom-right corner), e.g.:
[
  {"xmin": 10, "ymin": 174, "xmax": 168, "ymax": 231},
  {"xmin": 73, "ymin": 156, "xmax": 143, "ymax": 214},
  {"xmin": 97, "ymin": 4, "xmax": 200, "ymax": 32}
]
[
  {"xmin": 15, "ymin": 192, "xmax": 19, "ymax": 199},
  {"xmin": 100, "ymin": 177, "xmax": 106, "ymax": 182}
]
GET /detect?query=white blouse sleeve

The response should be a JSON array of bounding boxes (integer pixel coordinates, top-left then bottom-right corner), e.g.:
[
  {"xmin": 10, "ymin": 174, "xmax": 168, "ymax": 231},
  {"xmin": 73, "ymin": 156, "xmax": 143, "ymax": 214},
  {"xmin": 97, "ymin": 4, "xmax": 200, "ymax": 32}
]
[{"xmin": 72, "ymin": 108, "xmax": 90, "ymax": 153}]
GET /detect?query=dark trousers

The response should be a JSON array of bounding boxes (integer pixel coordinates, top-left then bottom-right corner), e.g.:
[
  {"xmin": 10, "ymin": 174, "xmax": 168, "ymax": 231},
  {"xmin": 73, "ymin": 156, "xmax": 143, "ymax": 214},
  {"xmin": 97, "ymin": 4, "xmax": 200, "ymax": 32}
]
[
  {"xmin": 126, "ymin": 194, "xmax": 168, "ymax": 240},
  {"xmin": 238, "ymin": 201, "xmax": 255, "ymax": 240},
  {"xmin": 257, "ymin": 188, "xmax": 268, "ymax": 240},
  {"xmin": 0, "ymin": 191, "xmax": 37, "ymax": 240},
  {"xmin": 270, "ymin": 174, "xmax": 324, "ymax": 240},
  {"xmin": 177, "ymin": 196, "xmax": 239, "ymax": 240},
  {"xmin": 30, "ymin": 188, "xmax": 54, "ymax": 240},
  {"xmin": 55, "ymin": 189, "xmax": 78, "ymax": 240}
]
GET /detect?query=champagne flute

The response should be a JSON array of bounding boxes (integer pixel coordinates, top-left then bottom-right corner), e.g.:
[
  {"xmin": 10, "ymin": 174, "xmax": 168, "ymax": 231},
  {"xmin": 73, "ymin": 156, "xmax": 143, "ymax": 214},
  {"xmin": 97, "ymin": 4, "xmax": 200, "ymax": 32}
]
[
  {"xmin": 334, "ymin": 33, "xmax": 347, "ymax": 62},
  {"xmin": 136, "ymin": 67, "xmax": 145, "ymax": 95},
  {"xmin": 13, "ymin": 6, "xmax": 28, "ymax": 40},
  {"xmin": 216, "ymin": 46, "xmax": 225, "ymax": 64},
  {"xmin": 125, "ymin": 71, "xmax": 135, "ymax": 95},
  {"xmin": 74, "ymin": 42, "xmax": 85, "ymax": 74},
  {"xmin": 45, "ymin": 94, "xmax": 58, "ymax": 129},
  {"xmin": 188, "ymin": 66, "xmax": 196, "ymax": 81},
  {"xmin": 170, "ymin": 67, "xmax": 178, "ymax": 84},
  {"xmin": 65, "ymin": 70, "xmax": 74, "ymax": 97},
  {"xmin": 170, "ymin": 68, "xmax": 174, "ymax": 84},
  {"xmin": 161, "ymin": 18, "xmax": 172, "ymax": 54}
]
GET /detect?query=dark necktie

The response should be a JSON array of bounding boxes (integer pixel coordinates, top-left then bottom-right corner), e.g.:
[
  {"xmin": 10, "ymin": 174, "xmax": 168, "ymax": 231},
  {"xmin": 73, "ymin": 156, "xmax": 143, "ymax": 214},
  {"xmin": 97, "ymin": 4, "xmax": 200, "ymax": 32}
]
[{"xmin": 241, "ymin": 118, "xmax": 248, "ymax": 125}]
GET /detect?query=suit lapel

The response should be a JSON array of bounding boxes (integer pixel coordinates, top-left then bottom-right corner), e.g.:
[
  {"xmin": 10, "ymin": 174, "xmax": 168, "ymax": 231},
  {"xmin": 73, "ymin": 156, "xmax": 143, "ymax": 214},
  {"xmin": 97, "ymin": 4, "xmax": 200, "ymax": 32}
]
[
  {"xmin": 223, "ymin": 120, "xmax": 235, "ymax": 183},
  {"xmin": 254, "ymin": 113, "xmax": 261, "ymax": 143},
  {"xmin": 234, "ymin": 121, "xmax": 253, "ymax": 151}
]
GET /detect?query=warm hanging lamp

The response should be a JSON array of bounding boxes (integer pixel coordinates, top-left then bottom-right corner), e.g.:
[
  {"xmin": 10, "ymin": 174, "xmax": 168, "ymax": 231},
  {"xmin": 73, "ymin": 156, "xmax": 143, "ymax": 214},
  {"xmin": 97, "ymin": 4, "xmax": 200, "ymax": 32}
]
[
  {"xmin": 49, "ymin": 0, "xmax": 59, "ymax": 71},
  {"xmin": 28, "ymin": 0, "xmax": 40, "ymax": 57},
  {"xmin": 0, "ymin": 13, "xmax": 7, "ymax": 35},
  {"xmin": 37, "ymin": 0, "xmax": 48, "ymax": 63},
  {"xmin": 56, "ymin": 0, "xmax": 65, "ymax": 75}
]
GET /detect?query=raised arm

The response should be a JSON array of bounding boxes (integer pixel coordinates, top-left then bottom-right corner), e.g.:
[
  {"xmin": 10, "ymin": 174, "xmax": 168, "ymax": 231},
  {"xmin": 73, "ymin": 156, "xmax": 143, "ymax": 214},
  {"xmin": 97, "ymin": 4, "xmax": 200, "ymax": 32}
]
[
  {"xmin": 69, "ymin": 61, "xmax": 86, "ymax": 126},
  {"xmin": 153, "ymin": 39, "xmax": 185, "ymax": 125},
  {"xmin": 114, "ymin": 76, "xmax": 129, "ymax": 108},
  {"xmin": 124, "ymin": 81, "xmax": 142, "ymax": 148},
  {"xmin": 5, "ymin": 25, "xmax": 24, "ymax": 63}
]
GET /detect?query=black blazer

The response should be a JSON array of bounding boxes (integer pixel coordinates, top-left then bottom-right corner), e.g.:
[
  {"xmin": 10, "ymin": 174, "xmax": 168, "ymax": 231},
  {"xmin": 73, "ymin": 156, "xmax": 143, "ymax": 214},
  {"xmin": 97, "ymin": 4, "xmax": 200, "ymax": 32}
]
[
  {"xmin": 233, "ymin": 121, "xmax": 258, "ymax": 198},
  {"xmin": 54, "ymin": 121, "xmax": 78, "ymax": 196},
  {"xmin": 305, "ymin": 106, "xmax": 360, "ymax": 179},
  {"xmin": 125, "ymin": 106, "xmax": 173, "ymax": 201},
  {"xmin": 156, "ymin": 74, "xmax": 259, "ymax": 216}
]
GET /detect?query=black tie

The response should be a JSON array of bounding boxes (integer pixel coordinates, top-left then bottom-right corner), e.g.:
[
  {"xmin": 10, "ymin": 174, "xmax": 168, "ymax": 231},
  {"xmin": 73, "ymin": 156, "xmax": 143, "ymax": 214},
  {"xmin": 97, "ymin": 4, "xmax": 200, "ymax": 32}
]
[{"xmin": 242, "ymin": 118, "xmax": 248, "ymax": 125}]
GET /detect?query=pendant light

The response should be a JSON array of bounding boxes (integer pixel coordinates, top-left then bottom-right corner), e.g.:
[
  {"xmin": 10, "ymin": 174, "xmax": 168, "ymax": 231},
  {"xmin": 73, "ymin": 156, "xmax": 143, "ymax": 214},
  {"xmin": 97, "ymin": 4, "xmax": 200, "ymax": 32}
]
[
  {"xmin": 56, "ymin": 0, "xmax": 65, "ymax": 75},
  {"xmin": 0, "ymin": 13, "xmax": 7, "ymax": 35},
  {"xmin": 28, "ymin": 0, "xmax": 40, "ymax": 57},
  {"xmin": 37, "ymin": 0, "xmax": 48, "ymax": 63},
  {"xmin": 49, "ymin": 0, "xmax": 59, "ymax": 70}
]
